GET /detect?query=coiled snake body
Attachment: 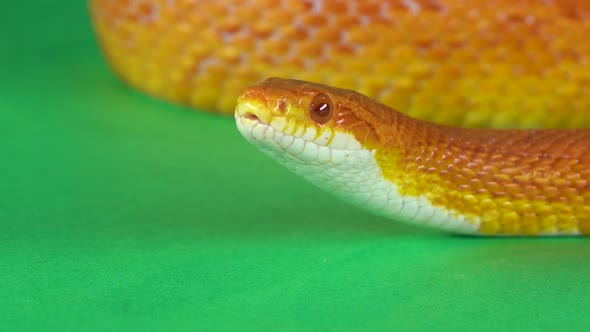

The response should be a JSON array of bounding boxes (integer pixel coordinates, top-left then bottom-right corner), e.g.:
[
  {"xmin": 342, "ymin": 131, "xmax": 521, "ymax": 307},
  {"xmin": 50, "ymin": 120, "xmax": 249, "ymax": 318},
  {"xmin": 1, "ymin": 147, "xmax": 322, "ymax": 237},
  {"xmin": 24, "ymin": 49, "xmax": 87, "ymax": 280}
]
[{"xmin": 90, "ymin": 0, "xmax": 590, "ymax": 236}]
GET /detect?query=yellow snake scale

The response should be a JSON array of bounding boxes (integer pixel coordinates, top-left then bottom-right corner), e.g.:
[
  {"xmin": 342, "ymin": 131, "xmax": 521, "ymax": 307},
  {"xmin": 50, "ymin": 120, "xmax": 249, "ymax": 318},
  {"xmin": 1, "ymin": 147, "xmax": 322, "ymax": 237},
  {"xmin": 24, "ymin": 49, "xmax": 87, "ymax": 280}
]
[{"xmin": 89, "ymin": 0, "xmax": 590, "ymax": 236}]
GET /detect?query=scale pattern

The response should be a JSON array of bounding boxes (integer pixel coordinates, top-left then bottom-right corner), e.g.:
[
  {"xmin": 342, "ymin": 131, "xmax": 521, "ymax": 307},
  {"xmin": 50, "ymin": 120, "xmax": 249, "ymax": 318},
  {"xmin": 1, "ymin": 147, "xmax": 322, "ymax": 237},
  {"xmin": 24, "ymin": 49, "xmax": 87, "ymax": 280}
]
[{"xmin": 89, "ymin": 0, "xmax": 590, "ymax": 128}]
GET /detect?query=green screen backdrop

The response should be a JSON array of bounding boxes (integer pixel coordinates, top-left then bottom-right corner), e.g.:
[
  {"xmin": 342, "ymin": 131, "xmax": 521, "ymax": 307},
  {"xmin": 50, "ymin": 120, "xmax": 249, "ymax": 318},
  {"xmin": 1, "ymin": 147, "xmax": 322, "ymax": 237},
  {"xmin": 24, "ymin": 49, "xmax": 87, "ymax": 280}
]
[{"xmin": 1, "ymin": 1, "xmax": 589, "ymax": 331}]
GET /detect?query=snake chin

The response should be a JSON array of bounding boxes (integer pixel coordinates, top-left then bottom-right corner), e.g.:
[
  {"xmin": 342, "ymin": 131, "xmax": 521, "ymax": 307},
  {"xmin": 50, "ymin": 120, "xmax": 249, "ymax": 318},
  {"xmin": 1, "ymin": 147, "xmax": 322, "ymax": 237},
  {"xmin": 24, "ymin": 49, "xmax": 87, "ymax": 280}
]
[{"xmin": 235, "ymin": 108, "xmax": 481, "ymax": 235}]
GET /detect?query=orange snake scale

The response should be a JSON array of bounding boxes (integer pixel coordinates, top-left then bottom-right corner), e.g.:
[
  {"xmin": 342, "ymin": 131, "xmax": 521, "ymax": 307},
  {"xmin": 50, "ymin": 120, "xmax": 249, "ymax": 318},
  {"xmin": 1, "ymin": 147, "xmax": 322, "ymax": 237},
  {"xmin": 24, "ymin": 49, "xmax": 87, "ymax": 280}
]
[{"xmin": 89, "ymin": 0, "xmax": 590, "ymax": 235}]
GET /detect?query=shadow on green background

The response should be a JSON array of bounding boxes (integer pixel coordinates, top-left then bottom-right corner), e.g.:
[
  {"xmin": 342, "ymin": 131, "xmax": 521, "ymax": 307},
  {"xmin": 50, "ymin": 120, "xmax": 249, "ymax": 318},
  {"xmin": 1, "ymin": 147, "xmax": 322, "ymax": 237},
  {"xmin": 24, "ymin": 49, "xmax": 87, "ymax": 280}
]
[{"xmin": 1, "ymin": 1, "xmax": 589, "ymax": 331}]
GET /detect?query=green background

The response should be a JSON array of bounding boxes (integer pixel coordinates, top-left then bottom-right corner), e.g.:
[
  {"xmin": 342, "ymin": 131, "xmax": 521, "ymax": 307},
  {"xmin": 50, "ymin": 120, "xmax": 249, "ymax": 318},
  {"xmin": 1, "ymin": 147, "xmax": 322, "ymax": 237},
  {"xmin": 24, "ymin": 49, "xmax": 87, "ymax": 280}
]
[{"xmin": 2, "ymin": 1, "xmax": 589, "ymax": 331}]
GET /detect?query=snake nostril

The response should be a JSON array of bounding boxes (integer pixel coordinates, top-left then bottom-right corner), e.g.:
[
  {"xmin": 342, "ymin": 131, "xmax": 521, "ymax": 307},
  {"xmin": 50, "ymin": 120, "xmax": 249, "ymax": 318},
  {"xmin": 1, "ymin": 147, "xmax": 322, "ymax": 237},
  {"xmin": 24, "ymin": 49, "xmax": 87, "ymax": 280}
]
[{"xmin": 244, "ymin": 112, "xmax": 261, "ymax": 122}]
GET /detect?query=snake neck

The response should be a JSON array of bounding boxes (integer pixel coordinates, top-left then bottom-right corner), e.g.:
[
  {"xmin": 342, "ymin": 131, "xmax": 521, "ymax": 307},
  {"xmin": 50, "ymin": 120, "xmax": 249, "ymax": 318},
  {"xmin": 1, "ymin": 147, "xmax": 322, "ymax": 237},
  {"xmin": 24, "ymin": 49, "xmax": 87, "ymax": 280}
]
[
  {"xmin": 326, "ymin": 98, "xmax": 590, "ymax": 235},
  {"xmin": 374, "ymin": 120, "xmax": 590, "ymax": 235}
]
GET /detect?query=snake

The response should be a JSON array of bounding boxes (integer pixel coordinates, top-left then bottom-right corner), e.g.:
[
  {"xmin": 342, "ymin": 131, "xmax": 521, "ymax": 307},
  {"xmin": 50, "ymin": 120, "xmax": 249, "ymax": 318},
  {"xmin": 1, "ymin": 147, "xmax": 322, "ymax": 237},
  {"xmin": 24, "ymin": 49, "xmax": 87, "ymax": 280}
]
[{"xmin": 89, "ymin": 0, "xmax": 590, "ymax": 236}]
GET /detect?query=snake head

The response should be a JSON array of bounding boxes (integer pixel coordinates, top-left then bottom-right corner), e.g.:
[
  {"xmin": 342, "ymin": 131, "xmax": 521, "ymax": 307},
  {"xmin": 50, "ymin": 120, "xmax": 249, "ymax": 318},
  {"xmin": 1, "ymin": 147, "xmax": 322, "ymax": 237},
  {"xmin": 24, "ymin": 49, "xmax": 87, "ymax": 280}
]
[
  {"xmin": 235, "ymin": 77, "xmax": 421, "ymax": 227},
  {"xmin": 234, "ymin": 78, "xmax": 491, "ymax": 235},
  {"xmin": 235, "ymin": 77, "xmax": 386, "ymax": 165}
]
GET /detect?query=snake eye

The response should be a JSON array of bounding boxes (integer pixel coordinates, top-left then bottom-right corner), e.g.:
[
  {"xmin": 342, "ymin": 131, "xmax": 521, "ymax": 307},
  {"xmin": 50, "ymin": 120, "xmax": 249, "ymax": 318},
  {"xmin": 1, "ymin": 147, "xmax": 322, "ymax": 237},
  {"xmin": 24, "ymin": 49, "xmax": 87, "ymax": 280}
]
[{"xmin": 309, "ymin": 93, "xmax": 333, "ymax": 124}]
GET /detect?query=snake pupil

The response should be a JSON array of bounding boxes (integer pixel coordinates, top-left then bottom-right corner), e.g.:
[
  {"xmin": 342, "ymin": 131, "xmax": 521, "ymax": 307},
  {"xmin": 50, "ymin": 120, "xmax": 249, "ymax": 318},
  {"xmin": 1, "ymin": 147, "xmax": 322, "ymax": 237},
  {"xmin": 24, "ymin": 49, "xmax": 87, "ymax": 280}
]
[{"xmin": 309, "ymin": 93, "xmax": 333, "ymax": 124}]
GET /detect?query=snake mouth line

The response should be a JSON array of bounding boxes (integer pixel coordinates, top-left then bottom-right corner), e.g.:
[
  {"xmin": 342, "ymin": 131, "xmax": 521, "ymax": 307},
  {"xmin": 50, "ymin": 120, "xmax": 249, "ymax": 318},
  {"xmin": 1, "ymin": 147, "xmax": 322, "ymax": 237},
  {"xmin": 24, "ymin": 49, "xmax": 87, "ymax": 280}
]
[
  {"xmin": 235, "ymin": 114, "xmax": 365, "ymax": 154},
  {"xmin": 242, "ymin": 112, "xmax": 261, "ymax": 123},
  {"xmin": 236, "ymin": 114, "xmax": 307, "ymax": 150}
]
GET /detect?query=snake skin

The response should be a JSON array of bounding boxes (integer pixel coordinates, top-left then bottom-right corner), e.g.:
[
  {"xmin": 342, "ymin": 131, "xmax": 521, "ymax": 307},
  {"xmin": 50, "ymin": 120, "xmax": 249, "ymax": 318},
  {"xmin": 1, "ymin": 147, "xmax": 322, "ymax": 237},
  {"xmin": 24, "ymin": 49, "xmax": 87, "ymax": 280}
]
[
  {"xmin": 89, "ymin": 0, "xmax": 590, "ymax": 128},
  {"xmin": 90, "ymin": 1, "xmax": 590, "ymax": 235}
]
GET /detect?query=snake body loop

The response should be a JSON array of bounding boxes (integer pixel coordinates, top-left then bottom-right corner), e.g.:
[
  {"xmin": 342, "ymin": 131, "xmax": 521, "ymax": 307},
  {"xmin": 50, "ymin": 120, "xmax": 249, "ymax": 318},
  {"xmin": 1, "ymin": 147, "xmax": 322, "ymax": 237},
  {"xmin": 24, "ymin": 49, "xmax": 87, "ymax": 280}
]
[{"xmin": 89, "ymin": 0, "xmax": 590, "ymax": 128}]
